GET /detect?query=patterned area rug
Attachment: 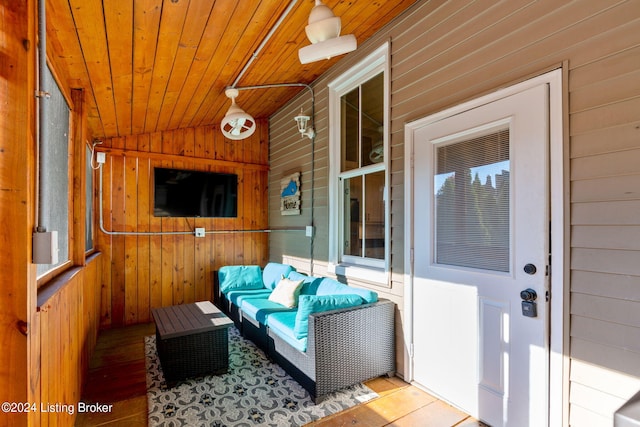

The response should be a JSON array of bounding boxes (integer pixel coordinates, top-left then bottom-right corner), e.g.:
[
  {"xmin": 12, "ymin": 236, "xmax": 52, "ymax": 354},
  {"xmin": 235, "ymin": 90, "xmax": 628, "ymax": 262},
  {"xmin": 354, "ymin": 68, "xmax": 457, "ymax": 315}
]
[{"xmin": 146, "ymin": 327, "xmax": 378, "ymax": 426}]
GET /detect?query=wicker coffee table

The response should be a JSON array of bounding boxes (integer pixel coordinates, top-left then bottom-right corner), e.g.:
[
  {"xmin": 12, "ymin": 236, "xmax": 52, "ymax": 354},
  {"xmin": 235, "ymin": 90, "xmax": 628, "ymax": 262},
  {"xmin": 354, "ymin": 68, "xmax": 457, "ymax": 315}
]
[{"xmin": 151, "ymin": 301, "xmax": 234, "ymax": 385}]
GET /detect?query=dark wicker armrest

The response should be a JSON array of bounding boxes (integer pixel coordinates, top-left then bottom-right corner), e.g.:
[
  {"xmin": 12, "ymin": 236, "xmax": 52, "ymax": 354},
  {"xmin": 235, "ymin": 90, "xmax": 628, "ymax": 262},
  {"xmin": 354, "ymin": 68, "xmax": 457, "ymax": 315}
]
[{"xmin": 307, "ymin": 299, "xmax": 396, "ymax": 399}]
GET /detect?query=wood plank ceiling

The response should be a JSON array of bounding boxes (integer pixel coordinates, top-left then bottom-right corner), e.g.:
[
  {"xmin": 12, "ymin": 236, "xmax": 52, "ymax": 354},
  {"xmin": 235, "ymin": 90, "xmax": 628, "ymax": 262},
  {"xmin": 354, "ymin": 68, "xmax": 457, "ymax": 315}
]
[{"xmin": 45, "ymin": 0, "xmax": 418, "ymax": 140}]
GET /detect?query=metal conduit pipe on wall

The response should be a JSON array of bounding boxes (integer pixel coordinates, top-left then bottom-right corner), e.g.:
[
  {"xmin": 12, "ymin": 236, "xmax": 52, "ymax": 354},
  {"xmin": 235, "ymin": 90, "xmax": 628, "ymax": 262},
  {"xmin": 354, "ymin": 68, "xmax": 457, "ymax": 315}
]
[{"xmin": 97, "ymin": 163, "xmax": 303, "ymax": 237}]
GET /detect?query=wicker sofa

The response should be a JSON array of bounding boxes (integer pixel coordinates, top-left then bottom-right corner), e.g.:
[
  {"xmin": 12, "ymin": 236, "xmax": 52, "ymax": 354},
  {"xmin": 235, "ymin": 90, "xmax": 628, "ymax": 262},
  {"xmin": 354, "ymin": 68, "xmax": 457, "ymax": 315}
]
[{"xmin": 217, "ymin": 263, "xmax": 395, "ymax": 403}]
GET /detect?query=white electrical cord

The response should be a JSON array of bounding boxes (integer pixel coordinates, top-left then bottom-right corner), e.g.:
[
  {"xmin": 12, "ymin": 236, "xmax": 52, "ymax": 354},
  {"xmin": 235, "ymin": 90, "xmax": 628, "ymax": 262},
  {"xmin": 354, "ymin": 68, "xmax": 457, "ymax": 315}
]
[{"xmin": 89, "ymin": 139, "xmax": 103, "ymax": 170}]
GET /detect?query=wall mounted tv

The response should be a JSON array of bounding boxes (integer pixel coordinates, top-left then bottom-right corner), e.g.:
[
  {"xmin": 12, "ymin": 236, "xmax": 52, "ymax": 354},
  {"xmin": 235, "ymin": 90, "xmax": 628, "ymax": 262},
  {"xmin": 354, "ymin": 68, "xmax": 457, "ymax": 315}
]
[{"xmin": 153, "ymin": 167, "xmax": 238, "ymax": 218}]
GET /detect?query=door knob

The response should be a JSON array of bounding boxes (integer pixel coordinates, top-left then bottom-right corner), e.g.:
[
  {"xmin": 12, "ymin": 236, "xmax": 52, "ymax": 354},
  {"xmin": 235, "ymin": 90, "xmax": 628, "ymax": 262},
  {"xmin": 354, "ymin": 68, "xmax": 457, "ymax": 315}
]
[
  {"xmin": 521, "ymin": 288, "xmax": 538, "ymax": 317},
  {"xmin": 524, "ymin": 263, "xmax": 537, "ymax": 275},
  {"xmin": 520, "ymin": 288, "xmax": 537, "ymax": 301}
]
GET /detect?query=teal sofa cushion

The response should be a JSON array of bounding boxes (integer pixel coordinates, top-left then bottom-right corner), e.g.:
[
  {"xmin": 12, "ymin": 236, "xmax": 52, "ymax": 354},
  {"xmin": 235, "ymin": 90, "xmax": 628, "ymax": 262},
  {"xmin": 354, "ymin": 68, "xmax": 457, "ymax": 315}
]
[
  {"xmin": 241, "ymin": 298, "xmax": 295, "ymax": 324},
  {"xmin": 262, "ymin": 263, "xmax": 295, "ymax": 290},
  {"xmin": 287, "ymin": 271, "xmax": 323, "ymax": 295},
  {"xmin": 218, "ymin": 265, "xmax": 263, "ymax": 293},
  {"xmin": 313, "ymin": 277, "xmax": 378, "ymax": 304},
  {"xmin": 268, "ymin": 311, "xmax": 308, "ymax": 352},
  {"xmin": 226, "ymin": 289, "xmax": 272, "ymax": 306},
  {"xmin": 293, "ymin": 294, "xmax": 364, "ymax": 339}
]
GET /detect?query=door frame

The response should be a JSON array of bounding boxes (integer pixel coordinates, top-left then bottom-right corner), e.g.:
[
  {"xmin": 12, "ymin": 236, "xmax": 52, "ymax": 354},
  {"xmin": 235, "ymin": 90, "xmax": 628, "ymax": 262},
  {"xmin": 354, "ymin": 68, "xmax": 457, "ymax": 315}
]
[{"xmin": 403, "ymin": 69, "xmax": 565, "ymax": 426}]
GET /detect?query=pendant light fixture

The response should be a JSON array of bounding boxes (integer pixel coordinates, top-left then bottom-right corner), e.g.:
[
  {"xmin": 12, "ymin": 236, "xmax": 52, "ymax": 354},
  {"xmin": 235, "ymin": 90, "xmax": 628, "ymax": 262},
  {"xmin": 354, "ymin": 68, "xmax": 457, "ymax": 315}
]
[
  {"xmin": 220, "ymin": 88, "xmax": 256, "ymax": 140},
  {"xmin": 298, "ymin": 0, "xmax": 357, "ymax": 64}
]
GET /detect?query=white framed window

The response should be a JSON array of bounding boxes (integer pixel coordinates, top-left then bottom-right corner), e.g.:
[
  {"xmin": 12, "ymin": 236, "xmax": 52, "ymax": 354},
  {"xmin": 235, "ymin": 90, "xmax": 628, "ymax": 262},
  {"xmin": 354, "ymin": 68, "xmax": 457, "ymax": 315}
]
[{"xmin": 328, "ymin": 43, "xmax": 389, "ymax": 286}]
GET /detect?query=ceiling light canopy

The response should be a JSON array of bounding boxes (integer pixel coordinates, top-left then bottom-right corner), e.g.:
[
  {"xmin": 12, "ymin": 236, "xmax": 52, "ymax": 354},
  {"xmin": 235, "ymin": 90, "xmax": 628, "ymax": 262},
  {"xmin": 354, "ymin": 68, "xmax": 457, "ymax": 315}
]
[
  {"xmin": 220, "ymin": 88, "xmax": 256, "ymax": 140},
  {"xmin": 298, "ymin": 0, "xmax": 357, "ymax": 64}
]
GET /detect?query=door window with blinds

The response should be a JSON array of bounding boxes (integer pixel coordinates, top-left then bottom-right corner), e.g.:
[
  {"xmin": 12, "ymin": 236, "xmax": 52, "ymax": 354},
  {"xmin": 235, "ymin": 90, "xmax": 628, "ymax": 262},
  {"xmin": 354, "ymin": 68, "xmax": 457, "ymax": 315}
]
[{"xmin": 434, "ymin": 127, "xmax": 510, "ymax": 272}]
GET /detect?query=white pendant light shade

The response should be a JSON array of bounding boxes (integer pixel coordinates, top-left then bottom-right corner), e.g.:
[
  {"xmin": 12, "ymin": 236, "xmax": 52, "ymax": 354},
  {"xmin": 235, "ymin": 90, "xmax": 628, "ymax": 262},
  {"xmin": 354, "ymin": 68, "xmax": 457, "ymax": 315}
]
[
  {"xmin": 221, "ymin": 88, "xmax": 256, "ymax": 140},
  {"xmin": 298, "ymin": 0, "xmax": 357, "ymax": 64}
]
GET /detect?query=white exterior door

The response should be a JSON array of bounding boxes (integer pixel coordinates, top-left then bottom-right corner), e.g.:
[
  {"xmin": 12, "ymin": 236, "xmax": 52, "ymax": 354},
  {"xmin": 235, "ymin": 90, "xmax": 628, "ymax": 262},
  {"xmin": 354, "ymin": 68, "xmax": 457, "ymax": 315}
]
[{"xmin": 409, "ymin": 84, "xmax": 550, "ymax": 427}]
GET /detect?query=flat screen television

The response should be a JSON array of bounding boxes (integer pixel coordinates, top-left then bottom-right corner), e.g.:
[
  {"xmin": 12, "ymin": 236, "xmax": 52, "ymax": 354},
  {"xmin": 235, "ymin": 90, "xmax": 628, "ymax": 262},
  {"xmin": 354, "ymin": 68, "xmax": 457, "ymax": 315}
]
[{"xmin": 153, "ymin": 167, "xmax": 238, "ymax": 218}]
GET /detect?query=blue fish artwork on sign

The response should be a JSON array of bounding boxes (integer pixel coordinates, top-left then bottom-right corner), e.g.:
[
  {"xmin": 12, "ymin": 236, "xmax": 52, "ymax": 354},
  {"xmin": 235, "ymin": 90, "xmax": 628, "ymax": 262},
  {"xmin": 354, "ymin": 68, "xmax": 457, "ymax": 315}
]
[{"xmin": 281, "ymin": 180, "xmax": 298, "ymax": 197}]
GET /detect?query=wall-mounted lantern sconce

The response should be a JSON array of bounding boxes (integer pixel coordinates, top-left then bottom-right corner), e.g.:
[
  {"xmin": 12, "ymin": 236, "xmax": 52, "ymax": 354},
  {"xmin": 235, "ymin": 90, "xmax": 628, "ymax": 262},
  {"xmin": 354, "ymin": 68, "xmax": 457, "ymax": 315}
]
[{"xmin": 294, "ymin": 108, "xmax": 315, "ymax": 139}]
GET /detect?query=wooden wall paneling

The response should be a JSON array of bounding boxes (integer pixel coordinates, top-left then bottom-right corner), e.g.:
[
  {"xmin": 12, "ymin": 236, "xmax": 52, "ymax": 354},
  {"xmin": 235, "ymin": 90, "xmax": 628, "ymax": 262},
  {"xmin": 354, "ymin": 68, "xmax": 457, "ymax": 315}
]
[
  {"xmin": 212, "ymin": 125, "xmax": 223, "ymax": 160},
  {"xmin": 99, "ymin": 156, "xmax": 113, "ymax": 327},
  {"xmin": 193, "ymin": 128, "xmax": 208, "ymax": 301},
  {"xmin": 149, "ymin": 158, "xmax": 164, "ymax": 311},
  {"xmin": 39, "ymin": 296, "xmax": 51, "ymax": 425},
  {"xmin": 35, "ymin": 257, "xmax": 103, "ymax": 426},
  {"xmin": 110, "ymin": 155, "xmax": 126, "ymax": 326},
  {"xmin": 97, "ymin": 123, "xmax": 269, "ymax": 326},
  {"xmin": 159, "ymin": 156, "xmax": 175, "ymax": 308},
  {"xmin": 182, "ymin": 158, "xmax": 196, "ymax": 305},
  {"xmin": 149, "ymin": 131, "xmax": 162, "ymax": 153},
  {"xmin": 193, "ymin": 126, "xmax": 205, "ymax": 158},
  {"xmin": 124, "ymin": 155, "xmax": 138, "ymax": 324},
  {"xmin": 172, "ymin": 158, "xmax": 185, "ymax": 306},
  {"xmin": 71, "ymin": 89, "xmax": 87, "ymax": 266},
  {"xmin": 137, "ymin": 156, "xmax": 151, "ymax": 323},
  {"xmin": 194, "ymin": 216, "xmax": 207, "ymax": 302},
  {"xmin": 242, "ymin": 169, "xmax": 253, "ymax": 264}
]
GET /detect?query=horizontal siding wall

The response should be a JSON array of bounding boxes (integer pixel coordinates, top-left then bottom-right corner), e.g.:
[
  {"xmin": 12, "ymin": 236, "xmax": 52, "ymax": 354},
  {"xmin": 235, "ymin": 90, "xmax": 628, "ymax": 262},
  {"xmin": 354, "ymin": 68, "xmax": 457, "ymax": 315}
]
[
  {"xmin": 97, "ymin": 123, "xmax": 269, "ymax": 327},
  {"xmin": 268, "ymin": 0, "xmax": 640, "ymax": 424}
]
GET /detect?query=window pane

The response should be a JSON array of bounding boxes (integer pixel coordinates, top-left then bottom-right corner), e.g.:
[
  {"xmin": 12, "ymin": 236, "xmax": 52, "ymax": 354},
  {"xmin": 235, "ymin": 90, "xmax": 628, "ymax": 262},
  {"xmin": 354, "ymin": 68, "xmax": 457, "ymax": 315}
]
[
  {"xmin": 361, "ymin": 73, "xmax": 384, "ymax": 167},
  {"xmin": 343, "ymin": 176, "xmax": 362, "ymax": 256},
  {"xmin": 342, "ymin": 171, "xmax": 386, "ymax": 260},
  {"xmin": 364, "ymin": 170, "xmax": 385, "ymax": 259},
  {"xmin": 434, "ymin": 129, "xmax": 510, "ymax": 272},
  {"xmin": 37, "ymin": 65, "xmax": 70, "ymax": 277},
  {"xmin": 340, "ymin": 72, "xmax": 384, "ymax": 172},
  {"xmin": 341, "ymin": 88, "xmax": 359, "ymax": 172}
]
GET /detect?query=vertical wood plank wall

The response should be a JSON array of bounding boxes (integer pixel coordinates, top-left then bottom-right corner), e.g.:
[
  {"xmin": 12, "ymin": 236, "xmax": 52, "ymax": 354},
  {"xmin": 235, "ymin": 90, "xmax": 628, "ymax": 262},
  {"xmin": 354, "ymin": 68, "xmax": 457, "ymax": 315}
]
[
  {"xmin": 0, "ymin": 1, "xmax": 36, "ymax": 425},
  {"xmin": 34, "ymin": 255, "xmax": 102, "ymax": 426},
  {"xmin": 268, "ymin": 0, "xmax": 640, "ymax": 425},
  {"xmin": 97, "ymin": 123, "xmax": 269, "ymax": 328}
]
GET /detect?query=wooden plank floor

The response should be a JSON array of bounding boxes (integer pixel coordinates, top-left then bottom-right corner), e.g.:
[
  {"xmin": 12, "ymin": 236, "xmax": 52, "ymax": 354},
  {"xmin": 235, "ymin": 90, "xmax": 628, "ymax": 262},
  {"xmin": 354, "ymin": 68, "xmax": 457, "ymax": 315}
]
[{"xmin": 75, "ymin": 323, "xmax": 483, "ymax": 426}]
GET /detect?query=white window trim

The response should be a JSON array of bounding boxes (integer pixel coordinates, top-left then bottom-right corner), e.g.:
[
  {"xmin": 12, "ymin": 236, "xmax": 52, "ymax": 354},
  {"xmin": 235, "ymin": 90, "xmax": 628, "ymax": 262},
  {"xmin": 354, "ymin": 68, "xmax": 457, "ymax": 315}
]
[{"xmin": 327, "ymin": 42, "xmax": 390, "ymax": 286}]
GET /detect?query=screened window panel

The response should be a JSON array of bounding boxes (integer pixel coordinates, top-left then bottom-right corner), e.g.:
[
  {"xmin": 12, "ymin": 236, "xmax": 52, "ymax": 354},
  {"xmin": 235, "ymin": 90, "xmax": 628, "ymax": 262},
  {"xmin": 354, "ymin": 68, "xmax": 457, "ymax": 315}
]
[
  {"xmin": 85, "ymin": 145, "xmax": 94, "ymax": 251},
  {"xmin": 434, "ymin": 129, "xmax": 510, "ymax": 272},
  {"xmin": 37, "ymin": 66, "xmax": 70, "ymax": 277}
]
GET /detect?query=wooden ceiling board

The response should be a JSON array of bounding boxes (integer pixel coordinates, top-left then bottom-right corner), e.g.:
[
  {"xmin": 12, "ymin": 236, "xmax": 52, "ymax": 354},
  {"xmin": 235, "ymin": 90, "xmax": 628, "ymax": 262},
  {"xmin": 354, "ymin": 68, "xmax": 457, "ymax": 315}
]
[
  {"xmin": 153, "ymin": 0, "xmax": 216, "ymax": 133},
  {"xmin": 179, "ymin": 1, "xmax": 291, "ymax": 130},
  {"xmin": 45, "ymin": 0, "xmax": 419, "ymax": 139},
  {"xmin": 67, "ymin": 0, "xmax": 118, "ymax": 136},
  {"xmin": 142, "ymin": 0, "xmax": 191, "ymax": 134},
  {"xmin": 104, "ymin": 0, "xmax": 134, "ymax": 136},
  {"xmin": 131, "ymin": 0, "xmax": 162, "ymax": 136}
]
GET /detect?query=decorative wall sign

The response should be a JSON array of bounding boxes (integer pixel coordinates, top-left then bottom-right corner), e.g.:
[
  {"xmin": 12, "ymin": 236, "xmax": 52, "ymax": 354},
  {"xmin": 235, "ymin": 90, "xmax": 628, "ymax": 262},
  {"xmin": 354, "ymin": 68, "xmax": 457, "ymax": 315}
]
[{"xmin": 280, "ymin": 172, "xmax": 301, "ymax": 215}]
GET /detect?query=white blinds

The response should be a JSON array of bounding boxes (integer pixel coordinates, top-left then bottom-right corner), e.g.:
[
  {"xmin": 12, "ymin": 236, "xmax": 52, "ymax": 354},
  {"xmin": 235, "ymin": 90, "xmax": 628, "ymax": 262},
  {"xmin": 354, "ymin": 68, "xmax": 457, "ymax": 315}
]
[{"xmin": 434, "ymin": 129, "xmax": 510, "ymax": 272}]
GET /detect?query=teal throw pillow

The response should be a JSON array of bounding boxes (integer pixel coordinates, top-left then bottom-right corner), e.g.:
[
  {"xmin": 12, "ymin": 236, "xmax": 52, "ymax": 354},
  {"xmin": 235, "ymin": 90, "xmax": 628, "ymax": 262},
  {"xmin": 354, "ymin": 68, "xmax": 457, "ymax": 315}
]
[
  {"xmin": 293, "ymin": 294, "xmax": 364, "ymax": 339},
  {"xmin": 218, "ymin": 265, "xmax": 263, "ymax": 293}
]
